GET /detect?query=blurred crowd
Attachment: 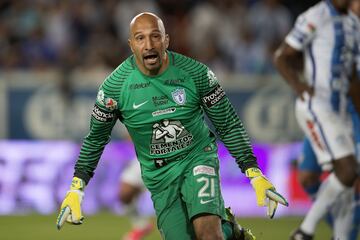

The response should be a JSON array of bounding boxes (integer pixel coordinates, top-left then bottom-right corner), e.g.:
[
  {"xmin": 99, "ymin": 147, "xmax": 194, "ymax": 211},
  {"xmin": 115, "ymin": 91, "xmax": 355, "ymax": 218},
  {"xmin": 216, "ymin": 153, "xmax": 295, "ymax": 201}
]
[{"xmin": 0, "ymin": 0, "xmax": 317, "ymax": 75}]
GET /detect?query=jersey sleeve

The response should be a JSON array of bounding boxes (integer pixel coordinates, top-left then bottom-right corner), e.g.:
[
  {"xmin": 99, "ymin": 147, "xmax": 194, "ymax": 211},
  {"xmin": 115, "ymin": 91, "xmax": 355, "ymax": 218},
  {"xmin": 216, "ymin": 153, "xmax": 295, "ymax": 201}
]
[
  {"xmin": 74, "ymin": 73, "xmax": 121, "ymax": 184},
  {"xmin": 195, "ymin": 66, "xmax": 258, "ymax": 172},
  {"xmin": 285, "ymin": 8, "xmax": 320, "ymax": 50}
]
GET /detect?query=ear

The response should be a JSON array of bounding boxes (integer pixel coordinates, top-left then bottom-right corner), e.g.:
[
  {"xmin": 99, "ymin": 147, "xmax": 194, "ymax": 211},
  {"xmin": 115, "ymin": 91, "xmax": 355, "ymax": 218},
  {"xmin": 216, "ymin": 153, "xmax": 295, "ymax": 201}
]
[
  {"xmin": 128, "ymin": 39, "xmax": 134, "ymax": 53},
  {"xmin": 164, "ymin": 34, "xmax": 170, "ymax": 49}
]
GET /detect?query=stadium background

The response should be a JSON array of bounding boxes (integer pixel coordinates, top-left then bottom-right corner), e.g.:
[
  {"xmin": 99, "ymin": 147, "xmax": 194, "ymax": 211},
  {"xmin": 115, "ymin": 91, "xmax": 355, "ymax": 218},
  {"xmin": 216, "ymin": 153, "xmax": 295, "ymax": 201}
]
[{"xmin": 0, "ymin": 0, "xmax": 332, "ymax": 239}]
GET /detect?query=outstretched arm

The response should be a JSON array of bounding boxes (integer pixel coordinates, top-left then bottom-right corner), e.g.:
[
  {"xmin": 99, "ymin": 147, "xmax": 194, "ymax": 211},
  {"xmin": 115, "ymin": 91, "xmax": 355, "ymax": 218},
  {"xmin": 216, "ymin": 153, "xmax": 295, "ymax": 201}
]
[
  {"xmin": 195, "ymin": 66, "xmax": 288, "ymax": 218},
  {"xmin": 74, "ymin": 102, "xmax": 118, "ymax": 184},
  {"xmin": 57, "ymin": 82, "xmax": 120, "ymax": 229}
]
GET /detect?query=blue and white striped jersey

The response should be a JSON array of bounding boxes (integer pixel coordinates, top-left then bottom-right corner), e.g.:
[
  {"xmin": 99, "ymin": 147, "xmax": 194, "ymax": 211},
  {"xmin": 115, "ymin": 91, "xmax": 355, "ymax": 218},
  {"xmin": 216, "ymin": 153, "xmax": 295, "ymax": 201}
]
[{"xmin": 286, "ymin": 0, "xmax": 360, "ymax": 114}]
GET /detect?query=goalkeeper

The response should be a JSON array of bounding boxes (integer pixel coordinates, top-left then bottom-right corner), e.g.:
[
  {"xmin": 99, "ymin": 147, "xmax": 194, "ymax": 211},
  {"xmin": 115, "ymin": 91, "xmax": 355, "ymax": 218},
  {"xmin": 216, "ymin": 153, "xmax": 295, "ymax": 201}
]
[{"xmin": 56, "ymin": 12, "xmax": 288, "ymax": 240}]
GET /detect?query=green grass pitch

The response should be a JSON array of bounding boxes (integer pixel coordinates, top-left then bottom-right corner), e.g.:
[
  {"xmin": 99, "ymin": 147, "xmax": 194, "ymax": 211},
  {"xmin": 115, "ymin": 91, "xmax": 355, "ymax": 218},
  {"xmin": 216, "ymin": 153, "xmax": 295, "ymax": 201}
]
[{"xmin": 0, "ymin": 212, "xmax": 332, "ymax": 240}]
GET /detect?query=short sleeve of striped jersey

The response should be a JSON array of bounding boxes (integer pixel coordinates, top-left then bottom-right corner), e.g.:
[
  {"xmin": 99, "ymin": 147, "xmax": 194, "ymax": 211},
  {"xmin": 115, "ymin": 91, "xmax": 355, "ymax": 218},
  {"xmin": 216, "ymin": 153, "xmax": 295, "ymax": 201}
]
[{"xmin": 285, "ymin": 11, "xmax": 318, "ymax": 50}]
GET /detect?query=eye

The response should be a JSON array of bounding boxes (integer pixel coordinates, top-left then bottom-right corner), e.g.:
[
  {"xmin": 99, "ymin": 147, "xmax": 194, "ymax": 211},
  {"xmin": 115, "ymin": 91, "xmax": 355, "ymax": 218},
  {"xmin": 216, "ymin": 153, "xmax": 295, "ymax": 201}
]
[
  {"xmin": 152, "ymin": 34, "xmax": 161, "ymax": 39},
  {"xmin": 135, "ymin": 35, "xmax": 144, "ymax": 41}
]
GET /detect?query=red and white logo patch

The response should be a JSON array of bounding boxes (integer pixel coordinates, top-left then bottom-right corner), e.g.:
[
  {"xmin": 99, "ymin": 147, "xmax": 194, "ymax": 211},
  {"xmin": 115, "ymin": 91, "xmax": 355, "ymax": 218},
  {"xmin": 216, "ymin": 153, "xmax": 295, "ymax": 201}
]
[{"xmin": 105, "ymin": 98, "xmax": 117, "ymax": 110}]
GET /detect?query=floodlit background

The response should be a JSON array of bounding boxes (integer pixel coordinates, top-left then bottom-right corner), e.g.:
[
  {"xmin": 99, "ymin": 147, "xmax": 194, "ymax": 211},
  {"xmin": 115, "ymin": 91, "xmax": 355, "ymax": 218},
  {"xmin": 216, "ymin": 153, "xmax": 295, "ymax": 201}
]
[{"xmin": 0, "ymin": 0, "xmax": 331, "ymax": 239}]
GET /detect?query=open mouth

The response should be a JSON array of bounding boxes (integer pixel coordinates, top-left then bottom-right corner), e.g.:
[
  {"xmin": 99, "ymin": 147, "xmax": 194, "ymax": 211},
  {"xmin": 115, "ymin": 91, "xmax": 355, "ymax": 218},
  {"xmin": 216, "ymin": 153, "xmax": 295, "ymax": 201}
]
[{"xmin": 143, "ymin": 52, "xmax": 159, "ymax": 65}]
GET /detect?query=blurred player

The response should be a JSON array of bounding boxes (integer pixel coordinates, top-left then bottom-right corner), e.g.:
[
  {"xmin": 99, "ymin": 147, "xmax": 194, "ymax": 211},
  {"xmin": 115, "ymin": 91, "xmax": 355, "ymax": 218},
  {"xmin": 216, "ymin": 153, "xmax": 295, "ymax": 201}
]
[
  {"xmin": 56, "ymin": 12, "xmax": 289, "ymax": 240},
  {"xmin": 299, "ymin": 136, "xmax": 360, "ymax": 240},
  {"xmin": 119, "ymin": 159, "xmax": 153, "ymax": 240},
  {"xmin": 274, "ymin": 0, "xmax": 360, "ymax": 239},
  {"xmin": 295, "ymin": 0, "xmax": 360, "ymax": 239}
]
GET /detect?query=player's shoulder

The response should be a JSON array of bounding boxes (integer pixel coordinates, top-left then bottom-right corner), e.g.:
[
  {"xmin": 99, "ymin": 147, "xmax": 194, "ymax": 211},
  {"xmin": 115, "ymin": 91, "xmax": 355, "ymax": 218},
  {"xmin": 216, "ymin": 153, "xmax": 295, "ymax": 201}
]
[
  {"xmin": 97, "ymin": 56, "xmax": 135, "ymax": 104},
  {"xmin": 170, "ymin": 51, "xmax": 220, "ymax": 88},
  {"xmin": 106, "ymin": 56, "xmax": 135, "ymax": 82},
  {"xmin": 101, "ymin": 56, "xmax": 135, "ymax": 88},
  {"xmin": 170, "ymin": 51, "xmax": 208, "ymax": 75},
  {"xmin": 299, "ymin": 1, "xmax": 330, "ymax": 26}
]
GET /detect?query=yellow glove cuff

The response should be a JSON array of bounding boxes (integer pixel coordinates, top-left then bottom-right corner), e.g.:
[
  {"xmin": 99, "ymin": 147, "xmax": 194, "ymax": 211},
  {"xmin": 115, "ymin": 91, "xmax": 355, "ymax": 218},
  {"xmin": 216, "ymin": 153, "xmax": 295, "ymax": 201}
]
[
  {"xmin": 70, "ymin": 177, "xmax": 85, "ymax": 191},
  {"xmin": 245, "ymin": 167, "xmax": 263, "ymax": 178}
]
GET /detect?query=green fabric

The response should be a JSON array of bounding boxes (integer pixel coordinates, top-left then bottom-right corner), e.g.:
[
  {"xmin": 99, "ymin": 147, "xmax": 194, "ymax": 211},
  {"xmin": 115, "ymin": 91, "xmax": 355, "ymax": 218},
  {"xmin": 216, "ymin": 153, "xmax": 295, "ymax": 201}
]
[
  {"xmin": 74, "ymin": 51, "xmax": 258, "ymax": 191},
  {"xmin": 151, "ymin": 144, "xmax": 226, "ymax": 239},
  {"xmin": 222, "ymin": 221, "xmax": 234, "ymax": 240}
]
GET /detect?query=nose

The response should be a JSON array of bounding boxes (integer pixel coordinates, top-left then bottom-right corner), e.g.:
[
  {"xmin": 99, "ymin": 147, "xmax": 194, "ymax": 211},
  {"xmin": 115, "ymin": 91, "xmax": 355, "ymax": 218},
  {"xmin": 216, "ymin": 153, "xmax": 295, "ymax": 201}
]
[{"xmin": 144, "ymin": 36, "xmax": 153, "ymax": 50}]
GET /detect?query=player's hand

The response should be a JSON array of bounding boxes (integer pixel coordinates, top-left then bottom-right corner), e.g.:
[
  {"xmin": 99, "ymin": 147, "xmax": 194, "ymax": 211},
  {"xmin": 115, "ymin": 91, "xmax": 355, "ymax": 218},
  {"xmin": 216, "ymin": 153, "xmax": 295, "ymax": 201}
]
[
  {"xmin": 56, "ymin": 177, "xmax": 85, "ymax": 230},
  {"xmin": 294, "ymin": 82, "xmax": 314, "ymax": 101},
  {"xmin": 245, "ymin": 167, "xmax": 289, "ymax": 218}
]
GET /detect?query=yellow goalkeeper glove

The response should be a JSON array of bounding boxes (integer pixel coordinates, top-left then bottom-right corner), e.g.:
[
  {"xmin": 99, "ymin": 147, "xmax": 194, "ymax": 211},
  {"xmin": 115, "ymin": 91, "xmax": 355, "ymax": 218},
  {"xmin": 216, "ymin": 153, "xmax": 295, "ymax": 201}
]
[
  {"xmin": 245, "ymin": 167, "xmax": 288, "ymax": 218},
  {"xmin": 56, "ymin": 177, "xmax": 85, "ymax": 230}
]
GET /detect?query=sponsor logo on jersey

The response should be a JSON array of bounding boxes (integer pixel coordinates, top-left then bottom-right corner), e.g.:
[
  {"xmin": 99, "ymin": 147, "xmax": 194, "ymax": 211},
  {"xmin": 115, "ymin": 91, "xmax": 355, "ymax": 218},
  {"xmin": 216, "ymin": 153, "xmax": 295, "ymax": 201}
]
[
  {"xmin": 152, "ymin": 107, "xmax": 176, "ymax": 117},
  {"xmin": 152, "ymin": 95, "xmax": 168, "ymax": 106},
  {"xmin": 97, "ymin": 89, "xmax": 117, "ymax": 110},
  {"xmin": 105, "ymin": 98, "xmax": 117, "ymax": 110},
  {"xmin": 307, "ymin": 23, "xmax": 316, "ymax": 32},
  {"xmin": 129, "ymin": 82, "xmax": 150, "ymax": 90},
  {"xmin": 172, "ymin": 88, "xmax": 186, "ymax": 105},
  {"xmin": 154, "ymin": 158, "xmax": 168, "ymax": 168},
  {"xmin": 207, "ymin": 70, "xmax": 218, "ymax": 87},
  {"xmin": 306, "ymin": 120, "xmax": 324, "ymax": 151},
  {"xmin": 202, "ymin": 84, "xmax": 225, "ymax": 108},
  {"xmin": 150, "ymin": 120, "xmax": 193, "ymax": 155},
  {"xmin": 193, "ymin": 165, "xmax": 216, "ymax": 176},
  {"xmin": 92, "ymin": 105, "xmax": 115, "ymax": 122},
  {"xmin": 133, "ymin": 100, "xmax": 148, "ymax": 109},
  {"xmin": 165, "ymin": 78, "xmax": 185, "ymax": 85},
  {"xmin": 200, "ymin": 199, "xmax": 215, "ymax": 204}
]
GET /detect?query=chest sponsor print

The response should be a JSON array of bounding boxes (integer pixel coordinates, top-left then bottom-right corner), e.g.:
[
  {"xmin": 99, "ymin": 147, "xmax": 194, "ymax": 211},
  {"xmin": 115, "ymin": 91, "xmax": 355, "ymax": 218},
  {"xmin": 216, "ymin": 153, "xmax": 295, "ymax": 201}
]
[
  {"xmin": 150, "ymin": 120, "xmax": 193, "ymax": 155},
  {"xmin": 165, "ymin": 78, "xmax": 185, "ymax": 85},
  {"xmin": 152, "ymin": 95, "xmax": 168, "ymax": 107},
  {"xmin": 152, "ymin": 107, "xmax": 176, "ymax": 117},
  {"xmin": 129, "ymin": 82, "xmax": 150, "ymax": 90}
]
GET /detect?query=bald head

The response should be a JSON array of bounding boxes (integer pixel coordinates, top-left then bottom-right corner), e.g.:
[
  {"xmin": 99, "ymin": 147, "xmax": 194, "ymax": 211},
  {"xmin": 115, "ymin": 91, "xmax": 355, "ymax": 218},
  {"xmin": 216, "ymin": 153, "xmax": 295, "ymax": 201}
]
[
  {"xmin": 130, "ymin": 12, "xmax": 166, "ymax": 37},
  {"xmin": 128, "ymin": 12, "xmax": 169, "ymax": 76}
]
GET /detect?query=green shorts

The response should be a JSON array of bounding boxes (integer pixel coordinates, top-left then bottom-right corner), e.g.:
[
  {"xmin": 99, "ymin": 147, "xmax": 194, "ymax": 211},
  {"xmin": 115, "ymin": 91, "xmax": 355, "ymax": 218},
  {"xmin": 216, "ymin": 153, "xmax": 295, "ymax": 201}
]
[{"xmin": 151, "ymin": 144, "xmax": 226, "ymax": 239}]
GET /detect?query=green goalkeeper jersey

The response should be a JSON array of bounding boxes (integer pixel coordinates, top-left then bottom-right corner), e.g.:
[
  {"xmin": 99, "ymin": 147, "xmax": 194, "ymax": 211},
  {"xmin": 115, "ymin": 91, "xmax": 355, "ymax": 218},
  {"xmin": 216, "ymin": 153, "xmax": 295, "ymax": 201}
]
[{"xmin": 74, "ymin": 51, "xmax": 258, "ymax": 192}]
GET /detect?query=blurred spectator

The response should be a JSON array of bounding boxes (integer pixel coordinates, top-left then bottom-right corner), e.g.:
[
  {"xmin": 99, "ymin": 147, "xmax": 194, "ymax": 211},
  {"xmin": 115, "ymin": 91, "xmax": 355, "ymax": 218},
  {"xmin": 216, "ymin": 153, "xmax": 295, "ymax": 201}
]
[
  {"xmin": 43, "ymin": 1, "xmax": 73, "ymax": 54},
  {"xmin": 248, "ymin": 0, "xmax": 292, "ymax": 45},
  {"xmin": 22, "ymin": 26, "xmax": 58, "ymax": 69},
  {"xmin": 247, "ymin": 0, "xmax": 292, "ymax": 73},
  {"xmin": 232, "ymin": 26, "xmax": 270, "ymax": 74},
  {"xmin": 113, "ymin": 0, "xmax": 160, "ymax": 43},
  {"xmin": 0, "ymin": 0, "xmax": 301, "ymax": 75},
  {"xmin": 186, "ymin": 0, "xmax": 220, "ymax": 59}
]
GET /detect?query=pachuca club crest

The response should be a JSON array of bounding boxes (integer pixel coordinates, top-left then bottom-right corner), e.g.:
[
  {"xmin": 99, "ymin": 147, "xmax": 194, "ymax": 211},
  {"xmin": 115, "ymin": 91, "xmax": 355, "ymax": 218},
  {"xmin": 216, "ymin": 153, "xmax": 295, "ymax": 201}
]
[{"xmin": 171, "ymin": 88, "xmax": 186, "ymax": 105}]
